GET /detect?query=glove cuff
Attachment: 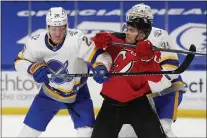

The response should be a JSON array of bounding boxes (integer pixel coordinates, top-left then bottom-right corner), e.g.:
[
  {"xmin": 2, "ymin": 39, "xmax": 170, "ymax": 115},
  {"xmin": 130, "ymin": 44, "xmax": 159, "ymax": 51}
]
[
  {"xmin": 28, "ymin": 62, "xmax": 47, "ymax": 75},
  {"xmin": 92, "ymin": 62, "xmax": 104, "ymax": 69}
]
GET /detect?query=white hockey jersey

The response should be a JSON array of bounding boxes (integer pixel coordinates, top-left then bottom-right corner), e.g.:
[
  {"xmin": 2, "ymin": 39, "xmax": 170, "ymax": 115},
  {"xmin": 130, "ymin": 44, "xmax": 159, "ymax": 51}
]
[
  {"xmin": 14, "ymin": 29, "xmax": 112, "ymax": 103},
  {"xmin": 147, "ymin": 27, "xmax": 184, "ymax": 92}
]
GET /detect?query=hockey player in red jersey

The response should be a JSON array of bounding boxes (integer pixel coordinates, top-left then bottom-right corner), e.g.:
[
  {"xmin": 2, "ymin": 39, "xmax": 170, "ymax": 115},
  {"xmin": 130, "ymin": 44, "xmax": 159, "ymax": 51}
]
[
  {"xmin": 91, "ymin": 16, "xmax": 171, "ymax": 138},
  {"xmin": 119, "ymin": 3, "xmax": 185, "ymax": 138}
]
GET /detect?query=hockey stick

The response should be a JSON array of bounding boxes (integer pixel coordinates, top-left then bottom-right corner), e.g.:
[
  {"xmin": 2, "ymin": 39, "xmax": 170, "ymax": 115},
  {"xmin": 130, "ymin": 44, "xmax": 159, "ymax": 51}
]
[
  {"xmin": 111, "ymin": 42, "xmax": 206, "ymax": 56},
  {"xmin": 50, "ymin": 44, "xmax": 195, "ymax": 78},
  {"xmin": 147, "ymin": 84, "xmax": 185, "ymax": 98}
]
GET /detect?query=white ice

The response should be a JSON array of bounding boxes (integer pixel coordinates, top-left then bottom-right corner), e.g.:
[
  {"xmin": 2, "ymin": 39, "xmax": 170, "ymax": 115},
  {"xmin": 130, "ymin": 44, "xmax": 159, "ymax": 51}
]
[{"xmin": 2, "ymin": 115, "xmax": 206, "ymax": 137}]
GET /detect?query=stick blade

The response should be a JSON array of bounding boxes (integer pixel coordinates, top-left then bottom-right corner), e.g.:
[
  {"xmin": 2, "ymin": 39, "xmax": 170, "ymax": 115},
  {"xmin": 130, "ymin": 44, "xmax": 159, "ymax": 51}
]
[{"xmin": 173, "ymin": 44, "xmax": 196, "ymax": 74}]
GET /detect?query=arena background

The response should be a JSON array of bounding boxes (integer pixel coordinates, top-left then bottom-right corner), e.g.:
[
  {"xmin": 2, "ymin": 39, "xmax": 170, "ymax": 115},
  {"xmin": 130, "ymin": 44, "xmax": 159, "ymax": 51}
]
[{"xmin": 1, "ymin": 1, "xmax": 206, "ymax": 118}]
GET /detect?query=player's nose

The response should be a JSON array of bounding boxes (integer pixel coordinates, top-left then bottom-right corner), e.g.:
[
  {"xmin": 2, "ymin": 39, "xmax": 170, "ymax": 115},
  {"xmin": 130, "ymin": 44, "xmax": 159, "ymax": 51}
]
[
  {"xmin": 55, "ymin": 31, "xmax": 61, "ymax": 36},
  {"xmin": 125, "ymin": 31, "xmax": 131, "ymax": 36}
]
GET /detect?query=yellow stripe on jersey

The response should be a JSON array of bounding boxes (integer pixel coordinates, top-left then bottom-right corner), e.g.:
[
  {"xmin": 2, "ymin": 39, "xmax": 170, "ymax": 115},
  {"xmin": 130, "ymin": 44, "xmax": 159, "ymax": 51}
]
[
  {"xmin": 92, "ymin": 62, "xmax": 104, "ymax": 68},
  {"xmin": 43, "ymin": 85, "xmax": 77, "ymax": 100},
  {"xmin": 160, "ymin": 56, "xmax": 178, "ymax": 63},
  {"xmin": 18, "ymin": 53, "xmax": 25, "ymax": 59},
  {"xmin": 146, "ymin": 93, "xmax": 155, "ymax": 98},
  {"xmin": 14, "ymin": 53, "xmax": 25, "ymax": 64},
  {"xmin": 172, "ymin": 81, "xmax": 184, "ymax": 86},
  {"xmin": 147, "ymin": 81, "xmax": 184, "ymax": 98},
  {"xmin": 47, "ymin": 36, "xmax": 63, "ymax": 47},
  {"xmin": 55, "ymin": 81, "xmax": 81, "ymax": 92},
  {"xmin": 47, "ymin": 38, "xmax": 54, "ymax": 47},
  {"xmin": 14, "ymin": 59, "xmax": 21, "ymax": 65},
  {"xmin": 173, "ymin": 91, "xmax": 179, "ymax": 121},
  {"xmin": 88, "ymin": 47, "xmax": 99, "ymax": 63},
  {"xmin": 162, "ymin": 64, "xmax": 178, "ymax": 69}
]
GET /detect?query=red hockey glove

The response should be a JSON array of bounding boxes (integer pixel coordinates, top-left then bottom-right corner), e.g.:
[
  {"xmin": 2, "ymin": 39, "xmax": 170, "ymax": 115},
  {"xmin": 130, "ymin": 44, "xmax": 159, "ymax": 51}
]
[
  {"xmin": 92, "ymin": 32, "xmax": 112, "ymax": 50},
  {"xmin": 136, "ymin": 40, "xmax": 163, "ymax": 82},
  {"xmin": 136, "ymin": 40, "xmax": 161, "ymax": 63}
]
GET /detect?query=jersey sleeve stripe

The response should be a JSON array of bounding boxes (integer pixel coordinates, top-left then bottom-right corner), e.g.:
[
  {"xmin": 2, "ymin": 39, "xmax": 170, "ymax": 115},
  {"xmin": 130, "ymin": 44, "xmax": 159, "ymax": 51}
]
[
  {"xmin": 172, "ymin": 81, "xmax": 184, "ymax": 86},
  {"xmin": 88, "ymin": 48, "xmax": 104, "ymax": 64},
  {"xmin": 14, "ymin": 58, "xmax": 22, "ymax": 65},
  {"xmin": 88, "ymin": 47, "xmax": 99, "ymax": 62},
  {"xmin": 161, "ymin": 64, "xmax": 178, "ymax": 69},
  {"xmin": 160, "ymin": 56, "xmax": 178, "ymax": 63},
  {"xmin": 14, "ymin": 53, "xmax": 32, "ymax": 65},
  {"xmin": 18, "ymin": 53, "xmax": 25, "ymax": 59},
  {"xmin": 171, "ymin": 76, "xmax": 184, "ymax": 84},
  {"xmin": 14, "ymin": 53, "xmax": 25, "ymax": 65},
  {"xmin": 160, "ymin": 59, "xmax": 180, "ymax": 67}
]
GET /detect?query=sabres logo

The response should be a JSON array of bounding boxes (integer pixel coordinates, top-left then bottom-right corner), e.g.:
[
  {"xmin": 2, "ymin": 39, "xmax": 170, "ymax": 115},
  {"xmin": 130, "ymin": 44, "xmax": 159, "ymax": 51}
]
[{"xmin": 47, "ymin": 60, "xmax": 72, "ymax": 84}]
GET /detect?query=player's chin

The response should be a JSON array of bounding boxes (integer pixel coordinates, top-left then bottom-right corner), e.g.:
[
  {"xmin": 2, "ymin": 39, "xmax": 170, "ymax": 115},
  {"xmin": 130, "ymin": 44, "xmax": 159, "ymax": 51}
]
[
  {"xmin": 125, "ymin": 38, "xmax": 135, "ymax": 44},
  {"xmin": 53, "ymin": 38, "xmax": 62, "ymax": 44}
]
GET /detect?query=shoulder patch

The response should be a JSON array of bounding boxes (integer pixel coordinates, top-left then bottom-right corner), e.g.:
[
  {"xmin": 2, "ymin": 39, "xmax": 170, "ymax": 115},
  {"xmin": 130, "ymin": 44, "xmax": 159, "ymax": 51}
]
[
  {"xmin": 30, "ymin": 34, "xmax": 40, "ymax": 40},
  {"xmin": 154, "ymin": 29, "xmax": 163, "ymax": 37},
  {"xmin": 68, "ymin": 29, "xmax": 79, "ymax": 36}
]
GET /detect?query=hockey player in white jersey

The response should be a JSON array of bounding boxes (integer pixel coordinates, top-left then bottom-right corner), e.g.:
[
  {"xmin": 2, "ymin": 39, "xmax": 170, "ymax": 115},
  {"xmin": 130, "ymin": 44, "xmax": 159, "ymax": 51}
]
[
  {"xmin": 118, "ymin": 3, "xmax": 185, "ymax": 138},
  {"xmin": 14, "ymin": 7, "xmax": 112, "ymax": 137}
]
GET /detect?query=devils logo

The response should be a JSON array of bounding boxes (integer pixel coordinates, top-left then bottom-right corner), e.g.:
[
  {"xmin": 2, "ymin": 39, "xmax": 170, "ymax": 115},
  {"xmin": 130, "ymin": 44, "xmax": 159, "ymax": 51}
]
[{"xmin": 112, "ymin": 49, "xmax": 137, "ymax": 73}]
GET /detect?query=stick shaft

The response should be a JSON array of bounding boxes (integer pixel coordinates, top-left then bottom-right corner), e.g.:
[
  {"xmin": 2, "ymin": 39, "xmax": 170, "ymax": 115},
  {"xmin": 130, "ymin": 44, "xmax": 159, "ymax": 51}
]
[{"xmin": 111, "ymin": 42, "xmax": 206, "ymax": 56}]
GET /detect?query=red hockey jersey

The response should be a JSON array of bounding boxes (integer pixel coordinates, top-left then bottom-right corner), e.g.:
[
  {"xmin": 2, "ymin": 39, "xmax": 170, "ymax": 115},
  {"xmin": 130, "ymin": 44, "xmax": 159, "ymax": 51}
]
[{"xmin": 101, "ymin": 33, "xmax": 152, "ymax": 103}]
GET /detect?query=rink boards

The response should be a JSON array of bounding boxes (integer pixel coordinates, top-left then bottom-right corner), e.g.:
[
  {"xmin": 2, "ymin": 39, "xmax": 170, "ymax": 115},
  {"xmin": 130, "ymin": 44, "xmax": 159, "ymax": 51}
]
[{"xmin": 1, "ymin": 71, "xmax": 206, "ymax": 118}]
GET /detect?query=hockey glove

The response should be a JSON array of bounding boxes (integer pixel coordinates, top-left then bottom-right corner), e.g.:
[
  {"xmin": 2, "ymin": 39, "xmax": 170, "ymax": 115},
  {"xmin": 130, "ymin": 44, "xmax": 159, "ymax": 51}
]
[
  {"xmin": 92, "ymin": 62, "xmax": 110, "ymax": 84},
  {"xmin": 28, "ymin": 62, "xmax": 50, "ymax": 84},
  {"xmin": 136, "ymin": 40, "xmax": 163, "ymax": 82},
  {"xmin": 136, "ymin": 40, "xmax": 161, "ymax": 63},
  {"xmin": 92, "ymin": 32, "xmax": 112, "ymax": 50}
]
